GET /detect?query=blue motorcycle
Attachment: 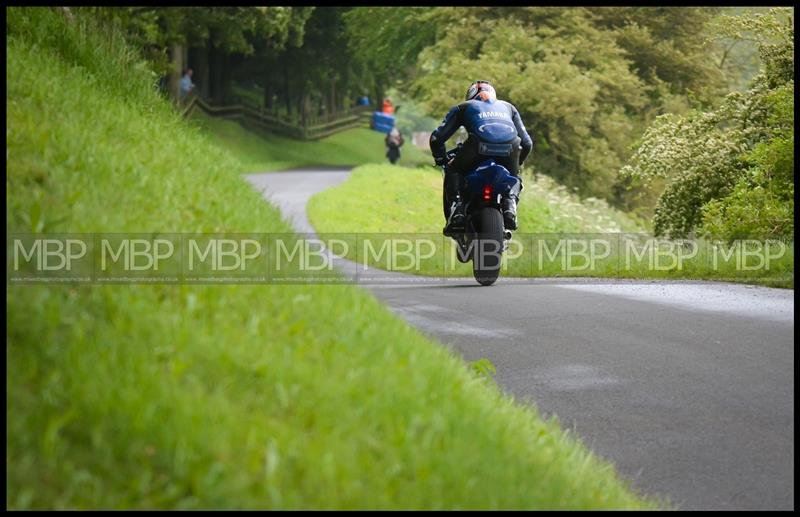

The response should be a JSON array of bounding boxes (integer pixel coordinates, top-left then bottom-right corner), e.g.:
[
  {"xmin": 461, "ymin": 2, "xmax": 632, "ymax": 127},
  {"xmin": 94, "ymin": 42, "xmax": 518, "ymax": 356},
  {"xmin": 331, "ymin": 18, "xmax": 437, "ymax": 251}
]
[{"xmin": 442, "ymin": 146, "xmax": 521, "ymax": 286}]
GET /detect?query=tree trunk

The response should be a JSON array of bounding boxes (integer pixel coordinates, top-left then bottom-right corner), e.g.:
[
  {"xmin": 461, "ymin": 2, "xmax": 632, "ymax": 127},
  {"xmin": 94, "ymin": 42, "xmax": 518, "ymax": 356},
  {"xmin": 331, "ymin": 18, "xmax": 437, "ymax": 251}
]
[
  {"xmin": 264, "ymin": 83, "xmax": 273, "ymax": 112},
  {"xmin": 263, "ymin": 61, "xmax": 274, "ymax": 111},
  {"xmin": 374, "ymin": 81, "xmax": 384, "ymax": 112},
  {"xmin": 168, "ymin": 43, "xmax": 183, "ymax": 103},
  {"xmin": 283, "ymin": 78, "xmax": 291, "ymax": 117},
  {"xmin": 210, "ymin": 45, "xmax": 225, "ymax": 104},
  {"xmin": 193, "ymin": 46, "xmax": 210, "ymax": 99},
  {"xmin": 329, "ymin": 77, "xmax": 336, "ymax": 118},
  {"xmin": 219, "ymin": 53, "xmax": 231, "ymax": 104},
  {"xmin": 300, "ymin": 90, "xmax": 308, "ymax": 127},
  {"xmin": 182, "ymin": 46, "xmax": 189, "ymax": 75},
  {"xmin": 209, "ymin": 45, "xmax": 217, "ymax": 103}
]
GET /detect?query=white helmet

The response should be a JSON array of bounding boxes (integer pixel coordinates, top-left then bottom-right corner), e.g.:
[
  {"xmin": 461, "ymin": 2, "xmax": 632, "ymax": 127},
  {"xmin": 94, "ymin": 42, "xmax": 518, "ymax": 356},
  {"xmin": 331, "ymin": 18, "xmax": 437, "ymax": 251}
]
[{"xmin": 465, "ymin": 80, "xmax": 496, "ymax": 102}]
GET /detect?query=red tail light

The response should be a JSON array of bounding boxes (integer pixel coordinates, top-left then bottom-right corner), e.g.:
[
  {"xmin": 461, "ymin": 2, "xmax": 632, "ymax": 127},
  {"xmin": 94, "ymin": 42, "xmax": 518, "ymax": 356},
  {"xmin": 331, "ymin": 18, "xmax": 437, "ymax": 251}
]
[{"xmin": 483, "ymin": 185, "xmax": 493, "ymax": 201}]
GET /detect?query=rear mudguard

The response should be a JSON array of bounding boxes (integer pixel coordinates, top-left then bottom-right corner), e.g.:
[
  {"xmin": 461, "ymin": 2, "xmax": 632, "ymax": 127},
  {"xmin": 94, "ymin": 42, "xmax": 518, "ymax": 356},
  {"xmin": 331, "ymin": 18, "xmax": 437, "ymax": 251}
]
[{"xmin": 462, "ymin": 159, "xmax": 520, "ymax": 220}]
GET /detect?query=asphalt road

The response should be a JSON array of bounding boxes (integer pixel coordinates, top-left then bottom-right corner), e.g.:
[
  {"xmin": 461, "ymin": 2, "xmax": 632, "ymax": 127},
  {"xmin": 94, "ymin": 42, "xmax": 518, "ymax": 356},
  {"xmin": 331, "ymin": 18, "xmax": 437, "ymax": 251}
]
[{"xmin": 246, "ymin": 169, "xmax": 794, "ymax": 510}]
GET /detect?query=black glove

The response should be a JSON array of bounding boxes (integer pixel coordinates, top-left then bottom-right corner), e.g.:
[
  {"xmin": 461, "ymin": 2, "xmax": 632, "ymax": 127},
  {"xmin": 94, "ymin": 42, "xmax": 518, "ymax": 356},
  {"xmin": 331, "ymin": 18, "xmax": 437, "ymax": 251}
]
[{"xmin": 434, "ymin": 156, "xmax": 448, "ymax": 167}]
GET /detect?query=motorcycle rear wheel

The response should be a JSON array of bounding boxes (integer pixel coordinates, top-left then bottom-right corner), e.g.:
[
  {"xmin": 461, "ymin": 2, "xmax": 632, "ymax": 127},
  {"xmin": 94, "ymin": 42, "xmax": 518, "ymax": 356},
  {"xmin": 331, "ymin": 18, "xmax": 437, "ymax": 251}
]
[{"xmin": 472, "ymin": 207, "xmax": 504, "ymax": 286}]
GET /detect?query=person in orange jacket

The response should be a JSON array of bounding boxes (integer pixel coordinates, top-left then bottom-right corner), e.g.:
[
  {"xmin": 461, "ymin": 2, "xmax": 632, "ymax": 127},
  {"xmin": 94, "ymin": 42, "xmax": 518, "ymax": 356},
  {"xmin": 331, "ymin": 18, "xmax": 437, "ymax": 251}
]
[{"xmin": 381, "ymin": 97, "xmax": 395, "ymax": 115}]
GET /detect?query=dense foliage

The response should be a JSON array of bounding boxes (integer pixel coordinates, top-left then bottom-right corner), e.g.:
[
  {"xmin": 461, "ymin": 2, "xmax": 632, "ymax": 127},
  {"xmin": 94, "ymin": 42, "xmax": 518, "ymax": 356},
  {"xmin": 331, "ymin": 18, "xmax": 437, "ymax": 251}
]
[
  {"xmin": 90, "ymin": 6, "xmax": 313, "ymax": 105},
  {"xmin": 619, "ymin": 8, "xmax": 793, "ymax": 240},
  {"xmin": 374, "ymin": 7, "xmax": 735, "ymax": 202},
  {"xmin": 81, "ymin": 6, "xmax": 790, "ymax": 231}
]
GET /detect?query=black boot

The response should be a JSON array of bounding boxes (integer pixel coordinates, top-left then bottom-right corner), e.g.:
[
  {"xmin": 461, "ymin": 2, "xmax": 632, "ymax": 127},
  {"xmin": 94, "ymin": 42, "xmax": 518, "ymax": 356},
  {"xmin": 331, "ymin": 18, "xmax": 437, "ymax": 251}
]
[
  {"xmin": 443, "ymin": 199, "xmax": 465, "ymax": 236},
  {"xmin": 502, "ymin": 196, "xmax": 518, "ymax": 231}
]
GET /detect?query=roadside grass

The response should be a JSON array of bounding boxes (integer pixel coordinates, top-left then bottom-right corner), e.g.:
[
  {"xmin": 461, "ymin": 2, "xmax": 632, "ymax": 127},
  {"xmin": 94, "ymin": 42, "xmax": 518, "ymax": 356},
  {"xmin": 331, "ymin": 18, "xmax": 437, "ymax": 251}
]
[
  {"xmin": 307, "ymin": 165, "xmax": 793, "ymax": 287},
  {"xmin": 309, "ymin": 165, "xmax": 646, "ymax": 235},
  {"xmin": 192, "ymin": 112, "xmax": 430, "ymax": 173},
  {"xmin": 6, "ymin": 7, "xmax": 658, "ymax": 509}
]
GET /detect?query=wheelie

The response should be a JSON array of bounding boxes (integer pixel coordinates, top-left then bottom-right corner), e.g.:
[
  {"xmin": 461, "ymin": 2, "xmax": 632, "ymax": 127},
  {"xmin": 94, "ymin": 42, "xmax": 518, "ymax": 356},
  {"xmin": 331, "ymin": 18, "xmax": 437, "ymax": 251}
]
[{"xmin": 430, "ymin": 80, "xmax": 532, "ymax": 286}]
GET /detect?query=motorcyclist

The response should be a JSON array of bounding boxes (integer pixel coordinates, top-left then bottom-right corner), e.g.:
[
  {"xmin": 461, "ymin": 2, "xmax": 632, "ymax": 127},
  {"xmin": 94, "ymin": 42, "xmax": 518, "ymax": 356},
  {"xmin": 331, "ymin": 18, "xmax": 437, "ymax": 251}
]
[
  {"xmin": 385, "ymin": 127, "xmax": 404, "ymax": 164},
  {"xmin": 430, "ymin": 80, "xmax": 533, "ymax": 234}
]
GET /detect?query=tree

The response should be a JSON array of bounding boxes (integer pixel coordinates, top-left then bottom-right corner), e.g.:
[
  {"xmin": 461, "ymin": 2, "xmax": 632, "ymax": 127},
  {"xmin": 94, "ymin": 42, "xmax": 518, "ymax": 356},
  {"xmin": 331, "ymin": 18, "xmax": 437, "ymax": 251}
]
[
  {"xmin": 343, "ymin": 7, "xmax": 438, "ymax": 107},
  {"xmin": 343, "ymin": 7, "xmax": 744, "ymax": 206},
  {"xmin": 618, "ymin": 8, "xmax": 793, "ymax": 239},
  {"xmin": 411, "ymin": 8, "xmax": 649, "ymax": 198},
  {"xmin": 94, "ymin": 7, "xmax": 312, "ymax": 103},
  {"xmin": 587, "ymin": 7, "xmax": 727, "ymax": 105},
  {"xmin": 233, "ymin": 7, "xmax": 363, "ymax": 121}
]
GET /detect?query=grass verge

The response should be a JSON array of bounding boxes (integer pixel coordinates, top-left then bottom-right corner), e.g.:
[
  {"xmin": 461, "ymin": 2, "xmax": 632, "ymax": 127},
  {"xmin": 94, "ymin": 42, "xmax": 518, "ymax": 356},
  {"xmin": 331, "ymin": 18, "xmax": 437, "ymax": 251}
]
[
  {"xmin": 307, "ymin": 165, "xmax": 793, "ymax": 287},
  {"xmin": 6, "ymin": 7, "xmax": 658, "ymax": 509},
  {"xmin": 308, "ymin": 165, "xmax": 794, "ymax": 288},
  {"xmin": 308, "ymin": 164, "xmax": 646, "ymax": 234}
]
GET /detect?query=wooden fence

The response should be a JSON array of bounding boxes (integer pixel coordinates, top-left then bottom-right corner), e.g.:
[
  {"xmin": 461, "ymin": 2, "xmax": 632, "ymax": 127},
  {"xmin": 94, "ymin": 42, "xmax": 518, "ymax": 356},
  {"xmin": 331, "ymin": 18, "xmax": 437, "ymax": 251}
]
[{"xmin": 182, "ymin": 96, "xmax": 373, "ymax": 141}]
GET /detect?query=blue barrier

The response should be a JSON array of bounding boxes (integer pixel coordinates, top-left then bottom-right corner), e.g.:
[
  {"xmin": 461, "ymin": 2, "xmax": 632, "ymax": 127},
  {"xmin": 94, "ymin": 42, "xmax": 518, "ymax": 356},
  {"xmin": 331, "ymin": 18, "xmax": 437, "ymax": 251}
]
[{"xmin": 372, "ymin": 111, "xmax": 395, "ymax": 134}]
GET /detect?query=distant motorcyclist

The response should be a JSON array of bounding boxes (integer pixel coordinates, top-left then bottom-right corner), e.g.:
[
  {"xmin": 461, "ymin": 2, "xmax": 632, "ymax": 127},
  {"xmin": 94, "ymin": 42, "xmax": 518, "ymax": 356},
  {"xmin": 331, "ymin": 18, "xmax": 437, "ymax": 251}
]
[
  {"xmin": 430, "ymin": 80, "xmax": 532, "ymax": 234},
  {"xmin": 385, "ymin": 127, "xmax": 404, "ymax": 164}
]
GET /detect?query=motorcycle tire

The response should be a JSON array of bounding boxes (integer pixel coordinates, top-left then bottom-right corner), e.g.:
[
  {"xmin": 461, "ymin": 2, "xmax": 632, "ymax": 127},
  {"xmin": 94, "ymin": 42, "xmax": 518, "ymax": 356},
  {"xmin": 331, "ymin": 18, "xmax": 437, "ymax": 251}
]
[{"xmin": 472, "ymin": 207, "xmax": 504, "ymax": 286}]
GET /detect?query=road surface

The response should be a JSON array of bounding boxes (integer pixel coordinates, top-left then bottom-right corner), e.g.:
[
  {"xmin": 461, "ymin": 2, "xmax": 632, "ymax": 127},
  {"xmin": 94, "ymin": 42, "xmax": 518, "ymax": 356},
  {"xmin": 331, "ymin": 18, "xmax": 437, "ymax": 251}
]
[{"xmin": 246, "ymin": 169, "xmax": 794, "ymax": 510}]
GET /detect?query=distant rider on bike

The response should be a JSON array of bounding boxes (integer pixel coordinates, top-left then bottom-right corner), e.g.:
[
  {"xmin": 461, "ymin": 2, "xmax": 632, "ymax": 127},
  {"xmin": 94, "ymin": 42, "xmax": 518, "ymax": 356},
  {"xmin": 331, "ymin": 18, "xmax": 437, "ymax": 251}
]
[{"xmin": 429, "ymin": 80, "xmax": 533, "ymax": 234}]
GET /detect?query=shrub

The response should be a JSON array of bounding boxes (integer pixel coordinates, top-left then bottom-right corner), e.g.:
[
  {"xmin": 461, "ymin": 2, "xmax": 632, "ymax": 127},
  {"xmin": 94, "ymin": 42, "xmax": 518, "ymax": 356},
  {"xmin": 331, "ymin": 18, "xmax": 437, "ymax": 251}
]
[
  {"xmin": 699, "ymin": 86, "xmax": 794, "ymax": 241},
  {"xmin": 618, "ymin": 8, "xmax": 793, "ymax": 239}
]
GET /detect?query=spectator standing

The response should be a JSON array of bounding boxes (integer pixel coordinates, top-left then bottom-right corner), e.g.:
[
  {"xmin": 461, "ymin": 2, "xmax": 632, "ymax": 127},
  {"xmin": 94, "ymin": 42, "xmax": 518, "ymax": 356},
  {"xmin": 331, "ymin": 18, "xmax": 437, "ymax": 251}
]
[
  {"xmin": 381, "ymin": 97, "xmax": 395, "ymax": 115},
  {"xmin": 180, "ymin": 68, "xmax": 195, "ymax": 101}
]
